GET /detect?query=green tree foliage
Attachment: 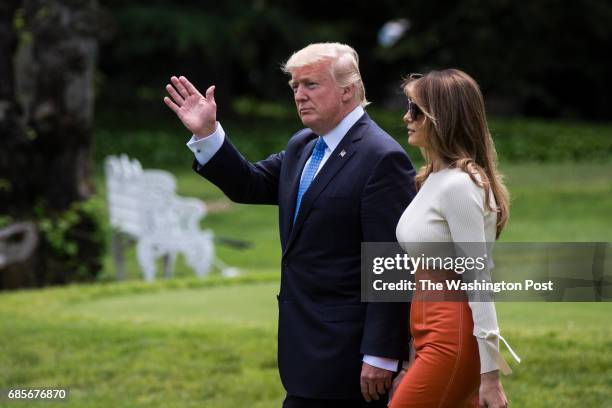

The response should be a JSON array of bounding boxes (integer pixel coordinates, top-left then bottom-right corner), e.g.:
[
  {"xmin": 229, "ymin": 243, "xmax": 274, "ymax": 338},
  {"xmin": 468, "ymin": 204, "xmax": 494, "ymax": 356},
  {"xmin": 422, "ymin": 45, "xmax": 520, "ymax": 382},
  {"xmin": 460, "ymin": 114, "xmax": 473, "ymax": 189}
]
[
  {"xmin": 98, "ymin": 0, "xmax": 612, "ymax": 120},
  {"xmin": 381, "ymin": 0, "xmax": 612, "ymax": 119}
]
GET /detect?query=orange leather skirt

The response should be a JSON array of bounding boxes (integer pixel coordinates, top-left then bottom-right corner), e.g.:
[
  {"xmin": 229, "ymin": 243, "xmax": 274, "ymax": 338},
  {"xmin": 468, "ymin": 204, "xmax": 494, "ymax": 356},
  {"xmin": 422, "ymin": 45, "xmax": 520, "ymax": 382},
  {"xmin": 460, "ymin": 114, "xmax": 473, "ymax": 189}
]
[{"xmin": 389, "ymin": 270, "xmax": 480, "ymax": 408}]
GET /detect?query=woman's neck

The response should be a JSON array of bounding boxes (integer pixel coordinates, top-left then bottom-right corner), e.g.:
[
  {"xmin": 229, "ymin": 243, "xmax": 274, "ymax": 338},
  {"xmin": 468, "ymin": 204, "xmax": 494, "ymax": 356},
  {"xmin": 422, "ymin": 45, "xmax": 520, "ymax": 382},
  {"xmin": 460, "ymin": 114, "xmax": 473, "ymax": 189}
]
[{"xmin": 427, "ymin": 152, "xmax": 449, "ymax": 172}]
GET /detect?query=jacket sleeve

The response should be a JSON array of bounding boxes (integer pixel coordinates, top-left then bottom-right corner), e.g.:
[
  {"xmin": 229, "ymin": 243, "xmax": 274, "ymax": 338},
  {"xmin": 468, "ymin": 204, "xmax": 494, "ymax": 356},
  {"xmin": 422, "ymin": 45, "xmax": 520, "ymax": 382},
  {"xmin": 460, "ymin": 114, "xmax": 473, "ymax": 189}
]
[
  {"xmin": 359, "ymin": 150, "xmax": 416, "ymax": 360},
  {"xmin": 193, "ymin": 136, "xmax": 284, "ymax": 205}
]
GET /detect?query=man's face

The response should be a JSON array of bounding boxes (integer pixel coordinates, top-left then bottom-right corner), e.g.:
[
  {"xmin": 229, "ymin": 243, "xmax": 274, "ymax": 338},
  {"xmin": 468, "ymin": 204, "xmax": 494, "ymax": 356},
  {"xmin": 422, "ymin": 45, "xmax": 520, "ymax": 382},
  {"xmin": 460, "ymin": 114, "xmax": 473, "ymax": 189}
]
[{"xmin": 289, "ymin": 61, "xmax": 346, "ymax": 135}]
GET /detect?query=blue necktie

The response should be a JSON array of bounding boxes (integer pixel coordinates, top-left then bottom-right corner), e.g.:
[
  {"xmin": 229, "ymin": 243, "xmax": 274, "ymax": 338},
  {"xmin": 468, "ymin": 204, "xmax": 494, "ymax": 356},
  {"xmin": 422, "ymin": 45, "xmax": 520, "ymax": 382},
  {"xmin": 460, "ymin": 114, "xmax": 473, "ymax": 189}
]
[{"xmin": 293, "ymin": 137, "xmax": 327, "ymax": 224}]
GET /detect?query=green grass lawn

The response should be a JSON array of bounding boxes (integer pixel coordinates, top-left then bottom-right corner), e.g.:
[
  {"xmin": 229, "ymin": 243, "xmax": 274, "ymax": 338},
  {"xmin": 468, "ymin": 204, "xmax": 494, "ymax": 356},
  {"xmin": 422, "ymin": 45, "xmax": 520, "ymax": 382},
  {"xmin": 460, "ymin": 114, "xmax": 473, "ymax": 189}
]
[
  {"xmin": 2, "ymin": 158, "xmax": 612, "ymax": 407},
  {"xmin": 93, "ymin": 161, "xmax": 612, "ymax": 281},
  {"xmin": 500, "ymin": 163, "xmax": 612, "ymax": 242},
  {"xmin": 1, "ymin": 281, "xmax": 611, "ymax": 407}
]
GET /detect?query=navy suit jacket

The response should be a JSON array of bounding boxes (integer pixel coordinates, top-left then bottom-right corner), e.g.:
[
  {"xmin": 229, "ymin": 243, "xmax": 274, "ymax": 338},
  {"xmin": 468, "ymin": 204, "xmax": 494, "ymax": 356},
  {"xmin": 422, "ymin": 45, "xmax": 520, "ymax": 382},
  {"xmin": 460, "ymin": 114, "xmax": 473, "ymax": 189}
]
[{"xmin": 193, "ymin": 112, "xmax": 416, "ymax": 399}]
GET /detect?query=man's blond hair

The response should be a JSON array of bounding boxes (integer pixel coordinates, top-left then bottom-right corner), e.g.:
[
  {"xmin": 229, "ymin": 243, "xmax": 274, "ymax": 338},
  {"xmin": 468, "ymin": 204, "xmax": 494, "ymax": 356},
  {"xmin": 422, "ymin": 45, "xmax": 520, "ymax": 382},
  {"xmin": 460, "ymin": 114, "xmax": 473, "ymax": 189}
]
[{"xmin": 282, "ymin": 42, "xmax": 369, "ymax": 107}]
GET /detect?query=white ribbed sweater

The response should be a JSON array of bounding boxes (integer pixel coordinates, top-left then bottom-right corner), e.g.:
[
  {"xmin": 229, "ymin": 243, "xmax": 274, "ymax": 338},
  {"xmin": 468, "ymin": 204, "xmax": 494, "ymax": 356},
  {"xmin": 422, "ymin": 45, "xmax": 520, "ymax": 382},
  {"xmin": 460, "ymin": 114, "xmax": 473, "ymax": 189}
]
[{"xmin": 396, "ymin": 168, "xmax": 518, "ymax": 374}]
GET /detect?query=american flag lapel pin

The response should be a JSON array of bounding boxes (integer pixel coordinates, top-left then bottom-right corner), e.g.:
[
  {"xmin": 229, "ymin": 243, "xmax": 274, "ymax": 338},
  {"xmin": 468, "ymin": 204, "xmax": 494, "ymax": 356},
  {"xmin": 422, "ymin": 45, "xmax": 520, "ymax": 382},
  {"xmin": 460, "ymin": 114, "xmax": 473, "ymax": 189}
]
[{"xmin": 339, "ymin": 150, "xmax": 346, "ymax": 158}]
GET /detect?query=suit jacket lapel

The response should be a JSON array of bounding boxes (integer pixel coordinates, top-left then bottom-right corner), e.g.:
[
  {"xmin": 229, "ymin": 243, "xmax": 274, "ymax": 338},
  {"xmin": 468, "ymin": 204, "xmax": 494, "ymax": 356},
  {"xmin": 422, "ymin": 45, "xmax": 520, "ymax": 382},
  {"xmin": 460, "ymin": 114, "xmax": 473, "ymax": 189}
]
[
  {"xmin": 284, "ymin": 113, "xmax": 369, "ymax": 255},
  {"xmin": 281, "ymin": 135, "xmax": 317, "ymax": 247}
]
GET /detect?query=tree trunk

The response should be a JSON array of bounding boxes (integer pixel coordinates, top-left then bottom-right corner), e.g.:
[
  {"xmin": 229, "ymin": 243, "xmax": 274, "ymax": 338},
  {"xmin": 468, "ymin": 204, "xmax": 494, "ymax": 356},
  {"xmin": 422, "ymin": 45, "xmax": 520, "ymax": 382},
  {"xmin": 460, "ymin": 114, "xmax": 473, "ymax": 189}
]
[{"xmin": 0, "ymin": 0, "xmax": 102, "ymax": 288}]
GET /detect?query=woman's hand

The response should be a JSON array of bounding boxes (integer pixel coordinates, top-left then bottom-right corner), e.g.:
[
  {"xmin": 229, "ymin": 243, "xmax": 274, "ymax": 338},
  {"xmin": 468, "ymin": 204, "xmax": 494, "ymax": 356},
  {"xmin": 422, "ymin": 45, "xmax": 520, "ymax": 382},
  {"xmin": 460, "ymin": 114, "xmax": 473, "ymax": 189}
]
[
  {"xmin": 388, "ymin": 368, "xmax": 406, "ymax": 403},
  {"xmin": 479, "ymin": 370, "xmax": 508, "ymax": 408},
  {"xmin": 389, "ymin": 341, "xmax": 415, "ymax": 404}
]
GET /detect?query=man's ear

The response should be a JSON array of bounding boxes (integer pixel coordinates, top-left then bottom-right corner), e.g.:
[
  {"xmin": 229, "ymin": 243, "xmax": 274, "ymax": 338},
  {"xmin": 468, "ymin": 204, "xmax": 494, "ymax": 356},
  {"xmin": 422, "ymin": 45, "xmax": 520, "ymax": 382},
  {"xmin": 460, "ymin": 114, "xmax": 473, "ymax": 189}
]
[{"xmin": 341, "ymin": 84, "xmax": 355, "ymax": 102}]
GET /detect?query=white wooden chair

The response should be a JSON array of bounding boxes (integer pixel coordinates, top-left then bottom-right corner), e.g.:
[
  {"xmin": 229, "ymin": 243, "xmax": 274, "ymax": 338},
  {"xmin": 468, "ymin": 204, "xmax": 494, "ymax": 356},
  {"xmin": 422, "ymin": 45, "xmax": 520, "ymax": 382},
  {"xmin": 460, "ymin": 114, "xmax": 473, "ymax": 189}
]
[{"xmin": 104, "ymin": 155, "xmax": 238, "ymax": 281}]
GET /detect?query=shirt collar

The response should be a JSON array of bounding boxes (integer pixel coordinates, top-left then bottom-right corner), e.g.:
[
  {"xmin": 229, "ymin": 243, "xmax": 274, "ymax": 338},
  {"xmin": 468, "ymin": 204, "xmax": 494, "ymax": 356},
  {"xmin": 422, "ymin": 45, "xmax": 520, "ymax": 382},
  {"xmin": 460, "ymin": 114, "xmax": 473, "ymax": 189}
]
[{"xmin": 319, "ymin": 105, "xmax": 364, "ymax": 152}]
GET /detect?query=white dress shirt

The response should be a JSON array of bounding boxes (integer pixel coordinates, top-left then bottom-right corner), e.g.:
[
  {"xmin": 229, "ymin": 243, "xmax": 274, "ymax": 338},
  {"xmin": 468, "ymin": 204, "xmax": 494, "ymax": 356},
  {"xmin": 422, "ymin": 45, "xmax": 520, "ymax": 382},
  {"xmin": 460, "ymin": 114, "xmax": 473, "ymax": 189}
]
[{"xmin": 186, "ymin": 106, "xmax": 399, "ymax": 372}]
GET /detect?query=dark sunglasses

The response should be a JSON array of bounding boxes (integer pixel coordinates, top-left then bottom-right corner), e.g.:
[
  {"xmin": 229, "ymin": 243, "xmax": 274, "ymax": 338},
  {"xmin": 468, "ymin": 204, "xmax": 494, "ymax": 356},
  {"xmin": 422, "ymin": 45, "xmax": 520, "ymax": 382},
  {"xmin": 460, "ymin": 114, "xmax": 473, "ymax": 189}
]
[
  {"xmin": 404, "ymin": 73, "xmax": 423, "ymax": 119},
  {"xmin": 406, "ymin": 97, "xmax": 423, "ymax": 120}
]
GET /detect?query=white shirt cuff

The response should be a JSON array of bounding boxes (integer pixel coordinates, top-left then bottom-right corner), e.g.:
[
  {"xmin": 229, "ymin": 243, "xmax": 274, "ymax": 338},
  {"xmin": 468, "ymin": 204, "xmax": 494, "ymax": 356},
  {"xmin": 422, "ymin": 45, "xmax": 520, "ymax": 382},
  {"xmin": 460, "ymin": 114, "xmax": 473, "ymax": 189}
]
[
  {"xmin": 186, "ymin": 122, "xmax": 225, "ymax": 165},
  {"xmin": 475, "ymin": 328, "xmax": 521, "ymax": 375},
  {"xmin": 362, "ymin": 355, "xmax": 399, "ymax": 372}
]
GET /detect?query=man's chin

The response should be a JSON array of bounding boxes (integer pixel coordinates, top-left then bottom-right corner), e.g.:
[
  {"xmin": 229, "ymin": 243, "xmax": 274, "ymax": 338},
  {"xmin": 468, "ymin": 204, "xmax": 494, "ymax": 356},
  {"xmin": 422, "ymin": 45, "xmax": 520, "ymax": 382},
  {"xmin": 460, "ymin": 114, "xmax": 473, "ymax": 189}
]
[{"xmin": 300, "ymin": 117, "xmax": 314, "ymax": 129}]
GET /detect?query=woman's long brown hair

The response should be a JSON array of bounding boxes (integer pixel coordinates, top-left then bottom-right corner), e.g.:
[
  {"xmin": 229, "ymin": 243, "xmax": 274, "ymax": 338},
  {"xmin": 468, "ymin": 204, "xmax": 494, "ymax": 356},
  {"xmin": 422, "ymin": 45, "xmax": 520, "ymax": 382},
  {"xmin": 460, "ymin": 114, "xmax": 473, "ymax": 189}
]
[{"xmin": 404, "ymin": 69, "xmax": 509, "ymax": 238}]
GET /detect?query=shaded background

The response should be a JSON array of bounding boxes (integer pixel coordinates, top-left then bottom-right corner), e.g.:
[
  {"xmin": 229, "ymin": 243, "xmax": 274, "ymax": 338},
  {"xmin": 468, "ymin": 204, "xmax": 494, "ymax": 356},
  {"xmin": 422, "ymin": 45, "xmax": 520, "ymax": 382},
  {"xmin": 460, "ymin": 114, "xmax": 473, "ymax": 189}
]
[{"xmin": 100, "ymin": 0, "xmax": 612, "ymax": 119}]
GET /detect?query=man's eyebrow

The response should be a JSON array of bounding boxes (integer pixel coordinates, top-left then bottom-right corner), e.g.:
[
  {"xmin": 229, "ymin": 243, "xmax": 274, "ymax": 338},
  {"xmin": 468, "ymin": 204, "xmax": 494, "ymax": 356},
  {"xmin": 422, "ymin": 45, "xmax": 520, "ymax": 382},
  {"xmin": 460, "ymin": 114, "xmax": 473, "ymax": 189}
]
[{"xmin": 288, "ymin": 76, "xmax": 318, "ymax": 87}]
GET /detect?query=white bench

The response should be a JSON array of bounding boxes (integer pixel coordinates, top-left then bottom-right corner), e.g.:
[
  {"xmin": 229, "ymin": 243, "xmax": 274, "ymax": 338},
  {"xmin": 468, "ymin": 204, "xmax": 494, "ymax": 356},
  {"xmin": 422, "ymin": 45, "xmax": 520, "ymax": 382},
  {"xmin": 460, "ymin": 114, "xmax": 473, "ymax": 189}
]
[{"xmin": 104, "ymin": 155, "xmax": 238, "ymax": 281}]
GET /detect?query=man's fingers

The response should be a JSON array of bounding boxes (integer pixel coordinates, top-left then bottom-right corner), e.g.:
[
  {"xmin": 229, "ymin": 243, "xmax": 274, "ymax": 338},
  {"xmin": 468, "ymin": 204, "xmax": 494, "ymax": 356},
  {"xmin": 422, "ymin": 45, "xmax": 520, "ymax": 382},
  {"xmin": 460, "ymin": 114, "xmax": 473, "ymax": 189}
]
[
  {"xmin": 205, "ymin": 85, "xmax": 216, "ymax": 104},
  {"xmin": 360, "ymin": 379, "xmax": 371, "ymax": 402},
  {"xmin": 385, "ymin": 375, "xmax": 393, "ymax": 390},
  {"xmin": 171, "ymin": 76, "xmax": 190, "ymax": 99},
  {"xmin": 179, "ymin": 76, "xmax": 203, "ymax": 97},
  {"xmin": 359, "ymin": 377, "xmax": 372, "ymax": 402},
  {"xmin": 360, "ymin": 364, "xmax": 392, "ymax": 402},
  {"xmin": 163, "ymin": 96, "xmax": 180, "ymax": 115},
  {"xmin": 165, "ymin": 84, "xmax": 184, "ymax": 106},
  {"xmin": 375, "ymin": 380, "xmax": 386, "ymax": 396},
  {"xmin": 367, "ymin": 381, "xmax": 380, "ymax": 400}
]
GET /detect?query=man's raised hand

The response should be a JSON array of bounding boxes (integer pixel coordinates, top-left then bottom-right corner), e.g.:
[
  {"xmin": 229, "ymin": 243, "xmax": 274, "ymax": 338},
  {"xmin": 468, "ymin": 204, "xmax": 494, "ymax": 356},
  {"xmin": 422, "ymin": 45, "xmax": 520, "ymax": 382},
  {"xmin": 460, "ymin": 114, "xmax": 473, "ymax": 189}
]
[{"xmin": 164, "ymin": 76, "xmax": 217, "ymax": 138}]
